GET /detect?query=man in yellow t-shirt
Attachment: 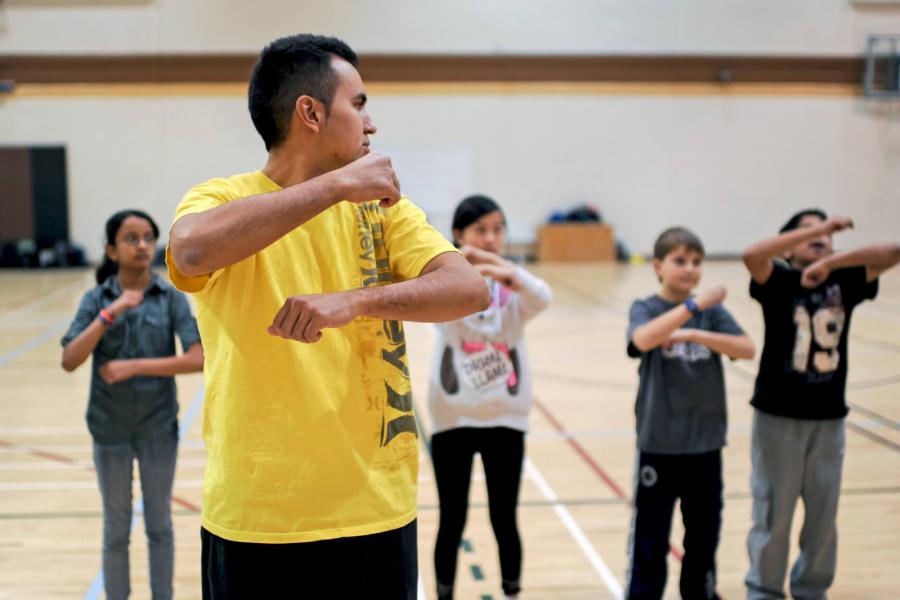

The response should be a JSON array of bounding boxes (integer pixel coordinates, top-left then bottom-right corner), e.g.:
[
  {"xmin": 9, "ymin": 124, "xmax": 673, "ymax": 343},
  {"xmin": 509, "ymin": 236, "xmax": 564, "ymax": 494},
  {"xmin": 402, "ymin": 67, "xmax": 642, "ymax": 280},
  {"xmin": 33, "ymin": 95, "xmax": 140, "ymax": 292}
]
[{"xmin": 167, "ymin": 34, "xmax": 489, "ymax": 599}]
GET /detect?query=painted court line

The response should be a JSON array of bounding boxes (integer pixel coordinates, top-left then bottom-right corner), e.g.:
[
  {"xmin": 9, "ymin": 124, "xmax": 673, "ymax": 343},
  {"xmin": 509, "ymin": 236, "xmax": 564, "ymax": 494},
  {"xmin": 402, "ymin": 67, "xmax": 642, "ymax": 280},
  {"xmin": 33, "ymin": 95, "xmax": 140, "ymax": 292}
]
[
  {"xmin": 0, "ymin": 479, "xmax": 205, "ymax": 491},
  {"xmin": 533, "ymin": 398, "xmax": 692, "ymax": 565},
  {"xmin": 415, "ymin": 404, "xmax": 620, "ymax": 598},
  {"xmin": 0, "ymin": 439, "xmax": 205, "ymax": 453},
  {"xmin": 525, "ymin": 459, "xmax": 624, "ymax": 598},
  {"xmin": 0, "ymin": 457, "xmax": 208, "ymax": 471},
  {"xmin": 0, "ymin": 319, "xmax": 70, "ymax": 368},
  {"xmin": 0, "ymin": 427, "xmax": 86, "ymax": 436},
  {"xmin": 2, "ymin": 277, "xmax": 88, "ymax": 320}
]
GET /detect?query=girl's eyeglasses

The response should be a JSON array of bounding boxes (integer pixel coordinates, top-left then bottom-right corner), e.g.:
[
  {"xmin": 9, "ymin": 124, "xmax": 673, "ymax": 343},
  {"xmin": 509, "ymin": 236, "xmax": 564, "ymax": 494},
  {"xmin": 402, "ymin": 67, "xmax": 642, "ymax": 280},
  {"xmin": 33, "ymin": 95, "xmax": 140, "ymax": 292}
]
[{"xmin": 119, "ymin": 233, "xmax": 157, "ymax": 247}]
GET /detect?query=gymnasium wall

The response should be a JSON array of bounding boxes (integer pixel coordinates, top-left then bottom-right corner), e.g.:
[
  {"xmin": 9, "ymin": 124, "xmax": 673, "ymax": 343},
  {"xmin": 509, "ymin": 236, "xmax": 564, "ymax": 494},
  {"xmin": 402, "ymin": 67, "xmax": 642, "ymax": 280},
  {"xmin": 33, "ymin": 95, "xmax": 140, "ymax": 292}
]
[
  {"xmin": 2, "ymin": 0, "xmax": 898, "ymax": 55},
  {"xmin": 1, "ymin": 0, "xmax": 899, "ymax": 261}
]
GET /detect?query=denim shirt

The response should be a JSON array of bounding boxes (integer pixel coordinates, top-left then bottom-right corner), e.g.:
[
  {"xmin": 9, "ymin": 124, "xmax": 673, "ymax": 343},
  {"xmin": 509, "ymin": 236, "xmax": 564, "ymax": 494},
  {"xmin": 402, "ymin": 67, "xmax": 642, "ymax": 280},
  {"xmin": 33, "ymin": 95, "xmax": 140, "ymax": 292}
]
[{"xmin": 61, "ymin": 273, "xmax": 201, "ymax": 445}]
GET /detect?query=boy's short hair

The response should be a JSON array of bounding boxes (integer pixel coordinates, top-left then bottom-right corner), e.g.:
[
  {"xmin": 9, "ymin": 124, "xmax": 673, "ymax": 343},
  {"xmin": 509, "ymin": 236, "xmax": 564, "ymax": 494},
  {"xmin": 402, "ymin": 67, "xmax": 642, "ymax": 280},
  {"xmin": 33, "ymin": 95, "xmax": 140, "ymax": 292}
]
[
  {"xmin": 779, "ymin": 208, "xmax": 828, "ymax": 233},
  {"xmin": 653, "ymin": 227, "xmax": 705, "ymax": 261},
  {"xmin": 248, "ymin": 34, "xmax": 358, "ymax": 152}
]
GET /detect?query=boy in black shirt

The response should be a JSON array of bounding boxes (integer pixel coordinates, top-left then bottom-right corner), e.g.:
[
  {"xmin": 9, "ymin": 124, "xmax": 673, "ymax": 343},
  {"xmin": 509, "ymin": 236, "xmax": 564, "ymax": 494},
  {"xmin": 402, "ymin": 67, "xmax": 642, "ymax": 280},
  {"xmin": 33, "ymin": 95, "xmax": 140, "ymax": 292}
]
[{"xmin": 742, "ymin": 209, "xmax": 900, "ymax": 600}]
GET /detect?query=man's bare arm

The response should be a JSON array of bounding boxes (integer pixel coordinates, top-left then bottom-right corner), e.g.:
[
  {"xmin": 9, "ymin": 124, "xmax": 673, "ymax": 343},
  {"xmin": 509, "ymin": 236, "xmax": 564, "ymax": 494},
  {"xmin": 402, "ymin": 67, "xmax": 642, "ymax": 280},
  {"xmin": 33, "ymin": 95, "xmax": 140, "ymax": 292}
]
[
  {"xmin": 268, "ymin": 252, "xmax": 490, "ymax": 343},
  {"xmin": 170, "ymin": 153, "xmax": 401, "ymax": 277}
]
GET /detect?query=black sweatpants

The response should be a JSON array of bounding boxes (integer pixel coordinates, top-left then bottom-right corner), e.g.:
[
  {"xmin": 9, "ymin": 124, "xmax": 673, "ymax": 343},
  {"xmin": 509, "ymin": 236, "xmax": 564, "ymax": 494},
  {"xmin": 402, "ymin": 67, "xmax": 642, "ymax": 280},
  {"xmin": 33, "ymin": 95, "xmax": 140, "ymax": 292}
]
[
  {"xmin": 626, "ymin": 449, "xmax": 723, "ymax": 600},
  {"xmin": 201, "ymin": 519, "xmax": 417, "ymax": 599},
  {"xmin": 431, "ymin": 426, "xmax": 525, "ymax": 599}
]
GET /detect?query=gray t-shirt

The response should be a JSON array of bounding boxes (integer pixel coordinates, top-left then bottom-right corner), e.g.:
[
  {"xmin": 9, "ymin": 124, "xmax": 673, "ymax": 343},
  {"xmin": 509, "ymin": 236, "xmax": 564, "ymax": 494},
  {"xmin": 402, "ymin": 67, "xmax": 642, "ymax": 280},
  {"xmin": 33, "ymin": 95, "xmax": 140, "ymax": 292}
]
[{"xmin": 626, "ymin": 295, "xmax": 744, "ymax": 455}]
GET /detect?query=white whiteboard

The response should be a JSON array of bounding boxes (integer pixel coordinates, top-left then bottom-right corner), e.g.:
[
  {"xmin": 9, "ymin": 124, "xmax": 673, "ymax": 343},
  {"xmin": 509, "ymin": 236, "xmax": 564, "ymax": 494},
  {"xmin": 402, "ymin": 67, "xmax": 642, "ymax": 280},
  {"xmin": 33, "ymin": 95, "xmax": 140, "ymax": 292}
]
[{"xmin": 377, "ymin": 145, "xmax": 476, "ymax": 242}]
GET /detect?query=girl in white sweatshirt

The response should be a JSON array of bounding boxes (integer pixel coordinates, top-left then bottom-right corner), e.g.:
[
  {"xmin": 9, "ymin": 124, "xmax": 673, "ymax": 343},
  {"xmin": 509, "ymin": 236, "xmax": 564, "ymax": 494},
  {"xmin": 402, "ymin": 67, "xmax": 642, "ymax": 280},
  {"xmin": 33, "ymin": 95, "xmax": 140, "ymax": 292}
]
[{"xmin": 429, "ymin": 195, "xmax": 552, "ymax": 600}]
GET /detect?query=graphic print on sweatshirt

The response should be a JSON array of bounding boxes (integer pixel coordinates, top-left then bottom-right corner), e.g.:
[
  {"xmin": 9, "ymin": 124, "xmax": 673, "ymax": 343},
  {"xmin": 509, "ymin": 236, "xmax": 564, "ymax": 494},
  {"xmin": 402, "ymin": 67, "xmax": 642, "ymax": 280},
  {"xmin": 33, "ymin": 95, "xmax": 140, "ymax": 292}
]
[{"xmin": 440, "ymin": 280, "xmax": 521, "ymax": 396}]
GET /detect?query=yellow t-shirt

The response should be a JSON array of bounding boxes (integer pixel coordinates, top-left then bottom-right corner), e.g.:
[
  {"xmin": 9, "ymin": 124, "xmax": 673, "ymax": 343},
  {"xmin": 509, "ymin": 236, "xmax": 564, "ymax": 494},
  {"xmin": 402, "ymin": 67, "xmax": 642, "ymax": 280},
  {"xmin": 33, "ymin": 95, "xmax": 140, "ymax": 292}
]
[{"xmin": 166, "ymin": 170, "xmax": 456, "ymax": 543}]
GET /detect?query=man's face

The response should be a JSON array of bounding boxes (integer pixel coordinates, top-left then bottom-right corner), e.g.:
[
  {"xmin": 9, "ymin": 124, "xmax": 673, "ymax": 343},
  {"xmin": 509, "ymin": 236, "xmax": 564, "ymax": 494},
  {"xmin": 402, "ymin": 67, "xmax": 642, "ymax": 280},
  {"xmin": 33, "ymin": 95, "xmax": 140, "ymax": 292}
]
[
  {"xmin": 319, "ymin": 58, "xmax": 377, "ymax": 169},
  {"xmin": 787, "ymin": 214, "xmax": 832, "ymax": 268}
]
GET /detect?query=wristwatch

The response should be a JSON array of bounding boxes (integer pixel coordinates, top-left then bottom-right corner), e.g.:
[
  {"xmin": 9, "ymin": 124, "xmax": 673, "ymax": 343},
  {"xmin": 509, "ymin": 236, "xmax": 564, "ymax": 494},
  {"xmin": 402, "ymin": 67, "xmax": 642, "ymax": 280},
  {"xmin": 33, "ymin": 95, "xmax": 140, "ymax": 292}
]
[{"xmin": 684, "ymin": 297, "xmax": 701, "ymax": 316}]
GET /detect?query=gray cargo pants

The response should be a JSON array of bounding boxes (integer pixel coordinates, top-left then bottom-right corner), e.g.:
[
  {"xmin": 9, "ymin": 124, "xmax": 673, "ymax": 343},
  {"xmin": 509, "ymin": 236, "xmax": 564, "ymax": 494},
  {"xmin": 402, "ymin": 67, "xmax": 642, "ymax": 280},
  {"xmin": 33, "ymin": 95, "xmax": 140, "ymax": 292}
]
[{"xmin": 745, "ymin": 409, "xmax": 845, "ymax": 600}]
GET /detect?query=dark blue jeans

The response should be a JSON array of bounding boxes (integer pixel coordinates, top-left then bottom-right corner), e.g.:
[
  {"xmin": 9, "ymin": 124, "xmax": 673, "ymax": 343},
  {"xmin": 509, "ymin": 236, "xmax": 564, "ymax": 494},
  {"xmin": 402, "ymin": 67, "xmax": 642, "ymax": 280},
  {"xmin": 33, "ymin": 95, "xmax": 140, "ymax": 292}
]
[{"xmin": 93, "ymin": 426, "xmax": 178, "ymax": 600}]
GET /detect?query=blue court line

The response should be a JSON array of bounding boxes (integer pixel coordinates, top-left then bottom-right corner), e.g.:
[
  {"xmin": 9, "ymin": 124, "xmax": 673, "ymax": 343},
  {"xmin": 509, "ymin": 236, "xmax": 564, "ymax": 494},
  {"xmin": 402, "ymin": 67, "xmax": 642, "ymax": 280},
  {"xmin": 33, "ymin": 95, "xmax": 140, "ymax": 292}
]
[
  {"xmin": 0, "ymin": 319, "xmax": 69, "ymax": 368},
  {"xmin": 83, "ymin": 384, "xmax": 205, "ymax": 600}
]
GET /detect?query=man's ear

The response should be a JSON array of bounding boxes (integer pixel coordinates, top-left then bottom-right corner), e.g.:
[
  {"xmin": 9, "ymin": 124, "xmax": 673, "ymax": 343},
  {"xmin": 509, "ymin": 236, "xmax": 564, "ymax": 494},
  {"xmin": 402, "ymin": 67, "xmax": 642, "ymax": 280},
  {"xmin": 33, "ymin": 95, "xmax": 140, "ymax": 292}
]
[{"xmin": 295, "ymin": 95, "xmax": 321, "ymax": 133}]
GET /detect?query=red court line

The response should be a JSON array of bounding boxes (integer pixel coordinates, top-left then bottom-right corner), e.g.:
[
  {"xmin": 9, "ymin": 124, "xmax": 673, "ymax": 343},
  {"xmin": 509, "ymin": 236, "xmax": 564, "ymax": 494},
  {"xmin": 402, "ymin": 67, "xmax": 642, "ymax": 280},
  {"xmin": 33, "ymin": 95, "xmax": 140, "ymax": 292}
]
[
  {"xmin": 534, "ymin": 399, "xmax": 629, "ymax": 499},
  {"xmin": 533, "ymin": 400, "xmax": 688, "ymax": 565},
  {"xmin": 0, "ymin": 438, "xmax": 201, "ymax": 513}
]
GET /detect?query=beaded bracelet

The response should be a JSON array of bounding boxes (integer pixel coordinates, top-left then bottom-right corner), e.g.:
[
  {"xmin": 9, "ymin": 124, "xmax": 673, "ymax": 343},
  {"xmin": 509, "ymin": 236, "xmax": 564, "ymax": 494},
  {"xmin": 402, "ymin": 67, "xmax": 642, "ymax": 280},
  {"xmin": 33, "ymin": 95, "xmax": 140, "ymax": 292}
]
[{"xmin": 98, "ymin": 309, "xmax": 115, "ymax": 327}]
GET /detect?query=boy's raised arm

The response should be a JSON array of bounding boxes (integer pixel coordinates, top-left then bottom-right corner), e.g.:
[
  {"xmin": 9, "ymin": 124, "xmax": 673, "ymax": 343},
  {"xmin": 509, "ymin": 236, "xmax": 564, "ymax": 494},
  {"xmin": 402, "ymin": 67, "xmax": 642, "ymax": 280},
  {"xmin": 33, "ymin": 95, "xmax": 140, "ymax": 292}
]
[
  {"xmin": 802, "ymin": 242, "xmax": 900, "ymax": 287},
  {"xmin": 631, "ymin": 287, "xmax": 726, "ymax": 353},
  {"xmin": 742, "ymin": 216, "xmax": 853, "ymax": 285}
]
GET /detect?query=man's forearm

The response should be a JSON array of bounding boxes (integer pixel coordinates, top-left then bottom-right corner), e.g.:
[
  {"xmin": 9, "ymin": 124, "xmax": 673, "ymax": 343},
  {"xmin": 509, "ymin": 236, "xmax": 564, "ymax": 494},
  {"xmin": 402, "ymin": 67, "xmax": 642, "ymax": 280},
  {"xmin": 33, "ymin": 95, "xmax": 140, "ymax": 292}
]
[
  {"xmin": 354, "ymin": 260, "xmax": 489, "ymax": 323},
  {"xmin": 170, "ymin": 173, "xmax": 344, "ymax": 277}
]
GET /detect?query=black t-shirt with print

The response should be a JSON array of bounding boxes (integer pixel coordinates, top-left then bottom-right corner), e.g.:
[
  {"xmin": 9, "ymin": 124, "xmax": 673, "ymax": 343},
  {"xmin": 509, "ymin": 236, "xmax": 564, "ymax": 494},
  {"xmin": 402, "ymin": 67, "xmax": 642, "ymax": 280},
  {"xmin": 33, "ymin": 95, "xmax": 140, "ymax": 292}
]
[{"xmin": 750, "ymin": 261, "xmax": 878, "ymax": 420}]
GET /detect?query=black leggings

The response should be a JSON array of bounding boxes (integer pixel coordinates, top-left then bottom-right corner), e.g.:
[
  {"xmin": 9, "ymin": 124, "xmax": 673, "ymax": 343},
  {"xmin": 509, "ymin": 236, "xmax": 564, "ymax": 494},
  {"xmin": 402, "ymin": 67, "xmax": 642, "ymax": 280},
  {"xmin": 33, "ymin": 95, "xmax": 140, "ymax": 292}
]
[{"xmin": 431, "ymin": 426, "xmax": 525, "ymax": 599}]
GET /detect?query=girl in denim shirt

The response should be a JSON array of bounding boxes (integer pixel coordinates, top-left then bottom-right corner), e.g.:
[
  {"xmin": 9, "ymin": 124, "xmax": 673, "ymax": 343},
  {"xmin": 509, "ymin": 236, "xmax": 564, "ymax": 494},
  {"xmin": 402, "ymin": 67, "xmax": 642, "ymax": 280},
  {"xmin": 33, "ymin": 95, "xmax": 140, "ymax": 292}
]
[{"xmin": 61, "ymin": 210, "xmax": 203, "ymax": 600}]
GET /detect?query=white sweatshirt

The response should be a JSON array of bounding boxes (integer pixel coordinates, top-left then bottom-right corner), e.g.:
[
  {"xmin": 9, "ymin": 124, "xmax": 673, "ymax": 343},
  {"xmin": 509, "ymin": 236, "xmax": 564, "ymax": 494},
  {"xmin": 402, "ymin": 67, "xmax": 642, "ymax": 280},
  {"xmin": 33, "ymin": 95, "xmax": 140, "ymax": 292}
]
[{"xmin": 428, "ymin": 266, "xmax": 553, "ymax": 434}]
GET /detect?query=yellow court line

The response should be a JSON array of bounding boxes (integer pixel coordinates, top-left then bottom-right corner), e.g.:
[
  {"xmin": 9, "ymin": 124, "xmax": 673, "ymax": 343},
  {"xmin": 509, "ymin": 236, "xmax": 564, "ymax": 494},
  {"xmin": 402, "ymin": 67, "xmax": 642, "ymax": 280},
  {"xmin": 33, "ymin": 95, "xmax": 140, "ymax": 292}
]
[{"xmin": 6, "ymin": 81, "xmax": 861, "ymax": 99}]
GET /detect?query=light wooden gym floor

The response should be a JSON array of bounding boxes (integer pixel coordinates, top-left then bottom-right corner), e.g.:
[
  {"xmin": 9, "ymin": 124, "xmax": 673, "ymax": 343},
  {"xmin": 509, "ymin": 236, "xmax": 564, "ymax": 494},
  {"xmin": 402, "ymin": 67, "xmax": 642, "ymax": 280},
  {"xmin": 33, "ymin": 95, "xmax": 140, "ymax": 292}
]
[{"xmin": 1, "ymin": 262, "xmax": 898, "ymax": 599}]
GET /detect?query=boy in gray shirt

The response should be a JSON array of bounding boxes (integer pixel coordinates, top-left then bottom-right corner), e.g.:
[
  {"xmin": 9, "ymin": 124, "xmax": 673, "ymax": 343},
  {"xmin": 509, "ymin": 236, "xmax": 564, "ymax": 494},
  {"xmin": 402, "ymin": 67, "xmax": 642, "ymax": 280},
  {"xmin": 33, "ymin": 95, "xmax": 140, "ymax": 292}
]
[{"xmin": 625, "ymin": 227, "xmax": 755, "ymax": 600}]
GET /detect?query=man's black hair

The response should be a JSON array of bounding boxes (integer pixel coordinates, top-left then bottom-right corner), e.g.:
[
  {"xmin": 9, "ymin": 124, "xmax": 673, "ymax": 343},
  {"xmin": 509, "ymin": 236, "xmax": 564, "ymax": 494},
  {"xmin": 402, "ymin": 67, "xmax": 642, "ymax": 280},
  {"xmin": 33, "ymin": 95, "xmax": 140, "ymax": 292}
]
[{"xmin": 248, "ymin": 34, "xmax": 358, "ymax": 151}]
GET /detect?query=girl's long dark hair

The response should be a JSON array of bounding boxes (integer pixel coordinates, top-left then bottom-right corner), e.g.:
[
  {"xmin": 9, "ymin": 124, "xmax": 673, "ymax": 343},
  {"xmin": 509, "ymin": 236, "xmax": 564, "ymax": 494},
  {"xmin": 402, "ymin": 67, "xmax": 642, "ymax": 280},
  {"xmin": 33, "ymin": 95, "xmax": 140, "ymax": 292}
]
[
  {"xmin": 95, "ymin": 210, "xmax": 160, "ymax": 284},
  {"xmin": 450, "ymin": 195, "xmax": 505, "ymax": 247}
]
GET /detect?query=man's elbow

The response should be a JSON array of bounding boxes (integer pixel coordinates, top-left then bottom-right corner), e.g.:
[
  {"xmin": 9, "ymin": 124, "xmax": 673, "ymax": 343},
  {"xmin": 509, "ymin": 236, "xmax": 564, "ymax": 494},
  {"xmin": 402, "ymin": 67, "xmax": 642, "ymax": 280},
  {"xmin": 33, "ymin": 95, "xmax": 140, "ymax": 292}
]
[
  {"xmin": 170, "ymin": 227, "xmax": 208, "ymax": 278},
  {"xmin": 466, "ymin": 272, "xmax": 491, "ymax": 313}
]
